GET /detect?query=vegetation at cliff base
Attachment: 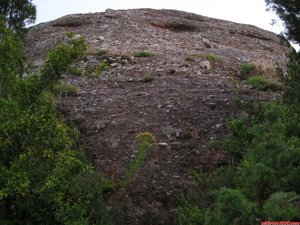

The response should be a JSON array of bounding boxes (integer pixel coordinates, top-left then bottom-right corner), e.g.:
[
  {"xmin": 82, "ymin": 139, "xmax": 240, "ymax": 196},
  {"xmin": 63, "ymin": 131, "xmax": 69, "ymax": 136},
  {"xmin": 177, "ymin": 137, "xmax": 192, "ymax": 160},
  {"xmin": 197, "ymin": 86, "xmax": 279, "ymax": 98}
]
[
  {"xmin": 0, "ymin": 22, "xmax": 113, "ymax": 224},
  {"xmin": 179, "ymin": 1, "xmax": 300, "ymax": 224}
]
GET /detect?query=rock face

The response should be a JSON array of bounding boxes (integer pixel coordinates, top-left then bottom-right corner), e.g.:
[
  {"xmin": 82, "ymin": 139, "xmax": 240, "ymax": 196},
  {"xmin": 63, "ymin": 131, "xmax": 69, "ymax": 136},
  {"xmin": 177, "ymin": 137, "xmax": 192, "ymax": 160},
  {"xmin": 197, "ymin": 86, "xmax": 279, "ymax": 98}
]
[
  {"xmin": 27, "ymin": 8, "xmax": 288, "ymax": 66},
  {"xmin": 26, "ymin": 9, "xmax": 290, "ymax": 225}
]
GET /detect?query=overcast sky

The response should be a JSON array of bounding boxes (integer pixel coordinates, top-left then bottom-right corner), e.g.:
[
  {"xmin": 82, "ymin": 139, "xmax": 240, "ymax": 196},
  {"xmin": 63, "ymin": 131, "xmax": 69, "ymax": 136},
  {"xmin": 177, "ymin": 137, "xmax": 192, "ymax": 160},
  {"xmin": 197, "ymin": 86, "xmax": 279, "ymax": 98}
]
[{"xmin": 32, "ymin": 0, "xmax": 283, "ymax": 34}]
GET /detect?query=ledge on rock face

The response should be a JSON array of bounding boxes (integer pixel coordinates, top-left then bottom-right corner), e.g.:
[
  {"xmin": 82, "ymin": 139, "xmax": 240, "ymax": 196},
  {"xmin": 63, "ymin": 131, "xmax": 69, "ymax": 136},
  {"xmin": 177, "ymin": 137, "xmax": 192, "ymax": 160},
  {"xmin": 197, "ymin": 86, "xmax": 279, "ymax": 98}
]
[
  {"xmin": 52, "ymin": 14, "xmax": 91, "ymax": 27},
  {"xmin": 151, "ymin": 19, "xmax": 199, "ymax": 32}
]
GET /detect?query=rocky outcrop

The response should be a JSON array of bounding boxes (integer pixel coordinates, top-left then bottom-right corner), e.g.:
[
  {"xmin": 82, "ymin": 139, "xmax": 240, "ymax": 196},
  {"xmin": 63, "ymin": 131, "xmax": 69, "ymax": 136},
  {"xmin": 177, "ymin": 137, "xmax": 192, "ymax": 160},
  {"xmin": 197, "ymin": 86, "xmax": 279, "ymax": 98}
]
[
  {"xmin": 26, "ymin": 8, "xmax": 289, "ymax": 67},
  {"xmin": 25, "ymin": 9, "xmax": 290, "ymax": 225}
]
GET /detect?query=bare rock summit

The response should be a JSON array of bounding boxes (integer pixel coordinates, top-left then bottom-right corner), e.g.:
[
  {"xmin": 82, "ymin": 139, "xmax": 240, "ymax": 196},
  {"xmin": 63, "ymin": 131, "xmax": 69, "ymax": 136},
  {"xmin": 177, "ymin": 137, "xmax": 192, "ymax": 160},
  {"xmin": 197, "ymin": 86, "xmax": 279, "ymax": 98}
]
[{"xmin": 27, "ymin": 8, "xmax": 288, "ymax": 66}]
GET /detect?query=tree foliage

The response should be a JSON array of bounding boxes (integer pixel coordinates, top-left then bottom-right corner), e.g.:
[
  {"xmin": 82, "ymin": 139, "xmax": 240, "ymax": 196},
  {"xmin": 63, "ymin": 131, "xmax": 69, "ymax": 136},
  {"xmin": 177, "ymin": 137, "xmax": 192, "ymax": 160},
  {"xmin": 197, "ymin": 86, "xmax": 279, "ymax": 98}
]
[
  {"xmin": 280, "ymin": 50, "xmax": 300, "ymax": 110},
  {"xmin": 265, "ymin": 0, "xmax": 300, "ymax": 44},
  {"xmin": 0, "ymin": 21, "xmax": 25, "ymax": 97},
  {"xmin": 0, "ymin": 26, "xmax": 112, "ymax": 224},
  {"xmin": 0, "ymin": 0, "xmax": 36, "ymax": 34},
  {"xmin": 266, "ymin": 0, "xmax": 300, "ymax": 108}
]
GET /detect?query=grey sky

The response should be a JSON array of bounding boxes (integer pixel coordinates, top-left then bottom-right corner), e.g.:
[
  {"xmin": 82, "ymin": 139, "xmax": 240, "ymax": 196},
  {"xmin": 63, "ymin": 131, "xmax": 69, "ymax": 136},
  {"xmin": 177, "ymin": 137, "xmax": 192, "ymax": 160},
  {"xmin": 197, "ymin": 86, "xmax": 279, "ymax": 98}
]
[{"xmin": 32, "ymin": 0, "xmax": 283, "ymax": 34}]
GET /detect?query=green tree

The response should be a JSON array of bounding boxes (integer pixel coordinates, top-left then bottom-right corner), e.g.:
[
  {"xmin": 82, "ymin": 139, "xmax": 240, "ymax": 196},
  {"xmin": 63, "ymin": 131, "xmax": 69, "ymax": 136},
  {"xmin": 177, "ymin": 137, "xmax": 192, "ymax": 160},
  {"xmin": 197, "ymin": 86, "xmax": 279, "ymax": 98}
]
[
  {"xmin": 207, "ymin": 188, "xmax": 257, "ymax": 225},
  {"xmin": 281, "ymin": 50, "xmax": 300, "ymax": 110},
  {"xmin": 0, "ymin": 0, "xmax": 36, "ymax": 34},
  {"xmin": 0, "ymin": 26, "xmax": 112, "ymax": 224},
  {"xmin": 266, "ymin": 0, "xmax": 300, "ymax": 44},
  {"xmin": 263, "ymin": 192, "xmax": 300, "ymax": 221},
  {"xmin": 266, "ymin": 0, "xmax": 300, "ymax": 108}
]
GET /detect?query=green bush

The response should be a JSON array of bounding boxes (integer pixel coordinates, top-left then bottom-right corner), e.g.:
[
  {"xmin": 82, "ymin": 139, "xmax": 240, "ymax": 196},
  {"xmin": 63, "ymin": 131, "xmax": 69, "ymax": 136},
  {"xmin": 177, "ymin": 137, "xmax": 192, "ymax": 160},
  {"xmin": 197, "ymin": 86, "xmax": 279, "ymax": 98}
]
[
  {"xmin": 263, "ymin": 192, "xmax": 300, "ymax": 221},
  {"xmin": 41, "ymin": 35, "xmax": 86, "ymax": 82},
  {"xmin": 0, "ymin": 27, "xmax": 112, "ymax": 225},
  {"xmin": 246, "ymin": 75, "xmax": 278, "ymax": 91},
  {"xmin": 0, "ymin": 25, "xmax": 25, "ymax": 97},
  {"xmin": 237, "ymin": 161, "xmax": 277, "ymax": 201},
  {"xmin": 134, "ymin": 51, "xmax": 155, "ymax": 58},
  {"xmin": 178, "ymin": 200, "xmax": 205, "ymax": 225},
  {"xmin": 221, "ymin": 118, "xmax": 253, "ymax": 162},
  {"xmin": 179, "ymin": 100, "xmax": 300, "ymax": 224},
  {"xmin": 206, "ymin": 188, "xmax": 257, "ymax": 225},
  {"xmin": 240, "ymin": 64, "xmax": 257, "ymax": 79}
]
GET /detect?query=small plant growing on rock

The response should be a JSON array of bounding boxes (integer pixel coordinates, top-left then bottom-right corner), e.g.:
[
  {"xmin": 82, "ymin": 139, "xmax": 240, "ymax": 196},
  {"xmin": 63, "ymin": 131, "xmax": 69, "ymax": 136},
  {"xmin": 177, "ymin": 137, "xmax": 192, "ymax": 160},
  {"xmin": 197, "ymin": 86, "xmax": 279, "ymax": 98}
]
[
  {"xmin": 180, "ymin": 132, "xmax": 193, "ymax": 140},
  {"xmin": 200, "ymin": 54, "xmax": 222, "ymax": 62},
  {"xmin": 52, "ymin": 81, "xmax": 77, "ymax": 97},
  {"xmin": 83, "ymin": 64, "xmax": 94, "ymax": 77},
  {"xmin": 97, "ymin": 49, "xmax": 109, "ymax": 57},
  {"xmin": 67, "ymin": 66, "xmax": 84, "ymax": 76},
  {"xmin": 97, "ymin": 49, "xmax": 112, "ymax": 62},
  {"xmin": 96, "ymin": 60, "xmax": 110, "ymax": 76},
  {"xmin": 134, "ymin": 51, "xmax": 155, "ymax": 58},
  {"xmin": 121, "ymin": 132, "xmax": 156, "ymax": 189},
  {"xmin": 185, "ymin": 54, "xmax": 222, "ymax": 62},
  {"xmin": 142, "ymin": 75, "xmax": 154, "ymax": 83},
  {"xmin": 240, "ymin": 63, "xmax": 257, "ymax": 79},
  {"xmin": 246, "ymin": 75, "xmax": 278, "ymax": 91},
  {"xmin": 253, "ymin": 58, "xmax": 279, "ymax": 82},
  {"xmin": 185, "ymin": 55, "xmax": 196, "ymax": 62}
]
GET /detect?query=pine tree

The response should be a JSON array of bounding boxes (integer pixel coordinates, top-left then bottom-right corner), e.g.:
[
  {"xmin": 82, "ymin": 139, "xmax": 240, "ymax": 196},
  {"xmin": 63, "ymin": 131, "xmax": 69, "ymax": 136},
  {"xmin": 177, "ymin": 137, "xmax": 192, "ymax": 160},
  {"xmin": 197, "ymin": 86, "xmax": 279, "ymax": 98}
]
[
  {"xmin": 265, "ymin": 0, "xmax": 300, "ymax": 44},
  {"xmin": 266, "ymin": 0, "xmax": 300, "ymax": 108},
  {"xmin": 0, "ymin": 0, "xmax": 36, "ymax": 35}
]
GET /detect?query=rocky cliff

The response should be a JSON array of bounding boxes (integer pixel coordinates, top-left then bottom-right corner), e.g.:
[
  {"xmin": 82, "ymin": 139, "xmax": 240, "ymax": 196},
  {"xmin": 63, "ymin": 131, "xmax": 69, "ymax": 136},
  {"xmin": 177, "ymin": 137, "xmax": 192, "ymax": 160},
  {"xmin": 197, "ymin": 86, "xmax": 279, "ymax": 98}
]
[{"xmin": 25, "ymin": 9, "xmax": 290, "ymax": 225}]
